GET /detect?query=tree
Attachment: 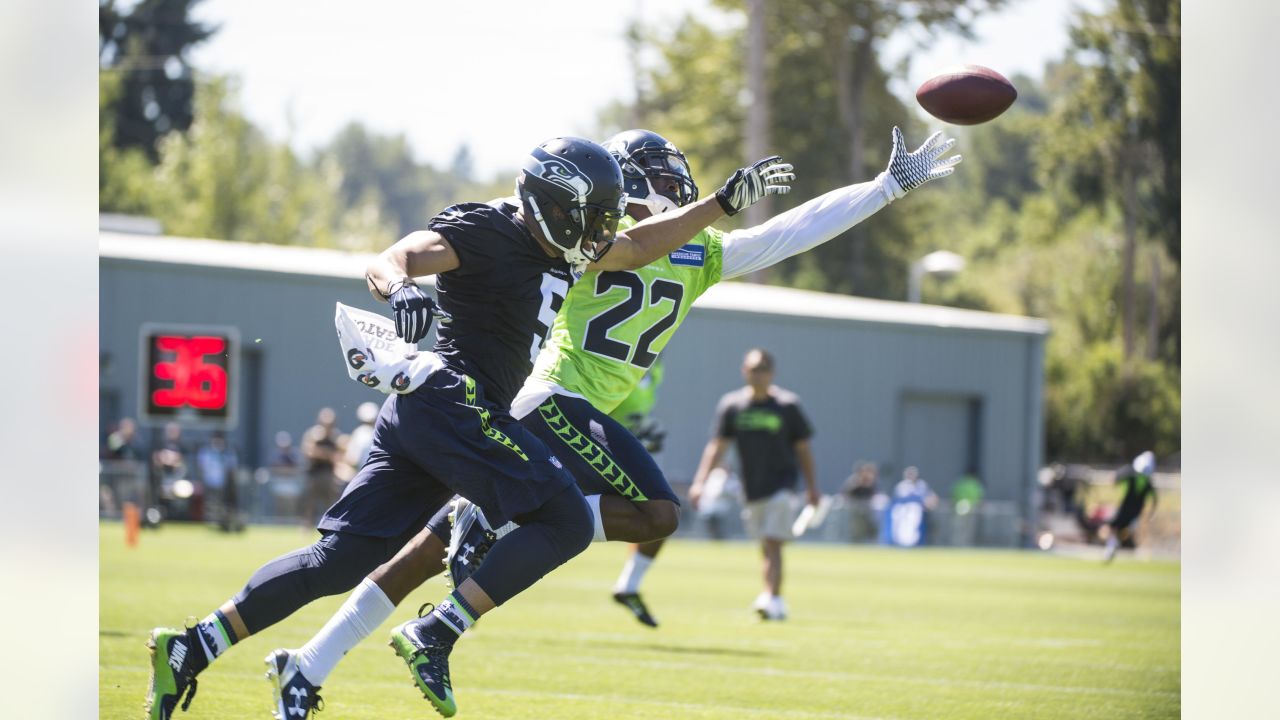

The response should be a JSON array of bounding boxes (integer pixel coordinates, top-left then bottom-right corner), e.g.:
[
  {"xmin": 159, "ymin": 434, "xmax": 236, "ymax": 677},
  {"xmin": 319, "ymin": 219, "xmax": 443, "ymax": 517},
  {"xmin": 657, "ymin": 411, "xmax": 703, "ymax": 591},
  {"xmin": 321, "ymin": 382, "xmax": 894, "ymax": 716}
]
[
  {"xmin": 1043, "ymin": 0, "xmax": 1180, "ymax": 362},
  {"xmin": 99, "ymin": 0, "xmax": 217, "ymax": 162}
]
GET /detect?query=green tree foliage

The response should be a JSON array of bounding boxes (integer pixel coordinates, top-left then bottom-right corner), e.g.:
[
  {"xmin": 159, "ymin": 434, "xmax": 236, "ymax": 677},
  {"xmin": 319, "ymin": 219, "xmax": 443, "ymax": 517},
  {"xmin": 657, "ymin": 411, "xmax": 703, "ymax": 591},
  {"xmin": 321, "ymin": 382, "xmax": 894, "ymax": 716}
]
[
  {"xmin": 100, "ymin": 71, "xmax": 156, "ymax": 214},
  {"xmin": 321, "ymin": 126, "xmax": 495, "ymax": 238},
  {"xmin": 99, "ymin": 76, "xmax": 514, "ymax": 251},
  {"xmin": 99, "ymin": 0, "xmax": 217, "ymax": 162}
]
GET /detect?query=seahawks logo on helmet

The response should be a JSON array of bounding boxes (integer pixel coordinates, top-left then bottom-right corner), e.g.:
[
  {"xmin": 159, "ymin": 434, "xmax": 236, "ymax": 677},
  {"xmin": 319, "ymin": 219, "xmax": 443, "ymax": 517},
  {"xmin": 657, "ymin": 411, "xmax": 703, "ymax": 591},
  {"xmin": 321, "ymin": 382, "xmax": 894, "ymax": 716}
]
[
  {"xmin": 527, "ymin": 156, "xmax": 592, "ymax": 200},
  {"xmin": 347, "ymin": 348, "xmax": 369, "ymax": 370},
  {"xmin": 391, "ymin": 372, "xmax": 411, "ymax": 392},
  {"xmin": 357, "ymin": 373, "xmax": 380, "ymax": 388}
]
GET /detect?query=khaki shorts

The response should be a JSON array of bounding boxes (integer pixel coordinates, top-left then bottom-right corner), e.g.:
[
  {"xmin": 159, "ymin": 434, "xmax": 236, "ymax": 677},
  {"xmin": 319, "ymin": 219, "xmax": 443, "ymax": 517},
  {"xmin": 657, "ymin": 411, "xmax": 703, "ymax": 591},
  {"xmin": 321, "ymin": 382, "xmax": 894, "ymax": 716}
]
[{"xmin": 743, "ymin": 489, "xmax": 796, "ymax": 541}]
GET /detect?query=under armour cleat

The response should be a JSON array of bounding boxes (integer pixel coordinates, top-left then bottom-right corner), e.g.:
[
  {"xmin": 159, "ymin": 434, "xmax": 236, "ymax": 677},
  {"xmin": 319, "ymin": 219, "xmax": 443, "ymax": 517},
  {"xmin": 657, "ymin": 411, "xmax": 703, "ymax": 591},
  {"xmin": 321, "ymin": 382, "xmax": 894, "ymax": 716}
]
[
  {"xmin": 144, "ymin": 627, "xmax": 200, "ymax": 720},
  {"xmin": 389, "ymin": 620, "xmax": 457, "ymax": 717},
  {"xmin": 612, "ymin": 591, "xmax": 659, "ymax": 628},
  {"xmin": 445, "ymin": 497, "xmax": 498, "ymax": 589},
  {"xmin": 265, "ymin": 649, "xmax": 324, "ymax": 719}
]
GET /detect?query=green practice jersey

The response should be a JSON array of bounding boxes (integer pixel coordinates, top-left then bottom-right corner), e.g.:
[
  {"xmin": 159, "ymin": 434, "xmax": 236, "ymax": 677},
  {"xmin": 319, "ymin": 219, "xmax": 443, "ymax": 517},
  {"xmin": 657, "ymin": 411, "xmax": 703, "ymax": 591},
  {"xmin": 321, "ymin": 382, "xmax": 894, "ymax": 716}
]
[
  {"xmin": 531, "ymin": 218, "xmax": 723, "ymax": 414},
  {"xmin": 609, "ymin": 358, "xmax": 664, "ymax": 424}
]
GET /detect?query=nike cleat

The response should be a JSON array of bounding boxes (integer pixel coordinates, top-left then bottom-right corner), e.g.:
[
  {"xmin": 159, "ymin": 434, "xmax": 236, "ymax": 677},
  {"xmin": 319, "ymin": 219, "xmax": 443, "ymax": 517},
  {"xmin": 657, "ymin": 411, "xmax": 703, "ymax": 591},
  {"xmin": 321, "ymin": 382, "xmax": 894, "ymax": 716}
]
[
  {"xmin": 612, "ymin": 591, "xmax": 659, "ymax": 628},
  {"xmin": 144, "ymin": 627, "xmax": 200, "ymax": 720},
  {"xmin": 265, "ymin": 649, "xmax": 324, "ymax": 719},
  {"xmin": 389, "ymin": 620, "xmax": 457, "ymax": 717},
  {"xmin": 445, "ymin": 497, "xmax": 498, "ymax": 589}
]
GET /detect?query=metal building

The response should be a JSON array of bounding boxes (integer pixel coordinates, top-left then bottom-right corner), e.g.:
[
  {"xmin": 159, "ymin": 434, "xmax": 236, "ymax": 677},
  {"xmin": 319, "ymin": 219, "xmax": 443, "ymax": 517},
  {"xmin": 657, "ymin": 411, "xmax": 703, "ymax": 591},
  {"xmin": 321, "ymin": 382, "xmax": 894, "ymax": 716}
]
[{"xmin": 100, "ymin": 230, "xmax": 1048, "ymax": 544}]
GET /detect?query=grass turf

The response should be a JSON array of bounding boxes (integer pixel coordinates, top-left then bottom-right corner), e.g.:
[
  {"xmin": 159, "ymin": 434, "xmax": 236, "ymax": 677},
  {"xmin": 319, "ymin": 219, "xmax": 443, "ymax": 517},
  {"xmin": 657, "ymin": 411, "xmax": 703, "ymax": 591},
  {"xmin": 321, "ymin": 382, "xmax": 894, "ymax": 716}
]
[{"xmin": 100, "ymin": 522, "xmax": 1179, "ymax": 719}]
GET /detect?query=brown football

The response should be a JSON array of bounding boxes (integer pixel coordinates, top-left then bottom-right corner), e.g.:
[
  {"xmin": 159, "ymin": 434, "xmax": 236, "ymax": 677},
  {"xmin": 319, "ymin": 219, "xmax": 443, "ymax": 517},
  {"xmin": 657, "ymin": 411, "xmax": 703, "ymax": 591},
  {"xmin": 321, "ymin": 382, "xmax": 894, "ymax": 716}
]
[{"xmin": 915, "ymin": 65, "xmax": 1017, "ymax": 125}]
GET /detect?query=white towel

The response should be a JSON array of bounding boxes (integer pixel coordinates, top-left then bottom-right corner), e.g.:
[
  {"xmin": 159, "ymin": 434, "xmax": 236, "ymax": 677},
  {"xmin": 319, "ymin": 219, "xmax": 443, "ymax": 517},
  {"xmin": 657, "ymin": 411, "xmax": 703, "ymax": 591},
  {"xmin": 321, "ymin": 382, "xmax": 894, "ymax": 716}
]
[{"xmin": 334, "ymin": 302, "xmax": 443, "ymax": 395}]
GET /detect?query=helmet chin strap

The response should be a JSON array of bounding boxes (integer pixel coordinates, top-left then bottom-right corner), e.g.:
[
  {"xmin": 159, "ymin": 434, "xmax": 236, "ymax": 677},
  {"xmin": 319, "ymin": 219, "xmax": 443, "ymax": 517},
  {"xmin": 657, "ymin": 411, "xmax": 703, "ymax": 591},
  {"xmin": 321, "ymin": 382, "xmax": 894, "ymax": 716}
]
[
  {"xmin": 526, "ymin": 190, "xmax": 591, "ymax": 268},
  {"xmin": 635, "ymin": 179, "xmax": 680, "ymax": 215}
]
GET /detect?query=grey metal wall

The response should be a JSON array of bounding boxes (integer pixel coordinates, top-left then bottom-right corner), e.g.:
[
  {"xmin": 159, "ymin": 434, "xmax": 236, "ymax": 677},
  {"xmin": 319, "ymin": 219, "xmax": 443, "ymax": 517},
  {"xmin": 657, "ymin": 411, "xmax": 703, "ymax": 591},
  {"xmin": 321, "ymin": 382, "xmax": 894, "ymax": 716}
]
[
  {"xmin": 100, "ymin": 249, "xmax": 1045, "ymax": 537},
  {"xmin": 648, "ymin": 307, "xmax": 1043, "ymax": 508}
]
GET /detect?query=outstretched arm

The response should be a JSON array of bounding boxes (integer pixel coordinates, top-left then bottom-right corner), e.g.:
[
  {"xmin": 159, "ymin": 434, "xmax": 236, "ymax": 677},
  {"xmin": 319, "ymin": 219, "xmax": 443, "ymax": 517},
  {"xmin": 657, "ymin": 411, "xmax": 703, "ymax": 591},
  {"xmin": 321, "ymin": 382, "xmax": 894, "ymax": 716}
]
[
  {"xmin": 593, "ymin": 156, "xmax": 795, "ymax": 271},
  {"xmin": 720, "ymin": 127, "xmax": 960, "ymax": 280}
]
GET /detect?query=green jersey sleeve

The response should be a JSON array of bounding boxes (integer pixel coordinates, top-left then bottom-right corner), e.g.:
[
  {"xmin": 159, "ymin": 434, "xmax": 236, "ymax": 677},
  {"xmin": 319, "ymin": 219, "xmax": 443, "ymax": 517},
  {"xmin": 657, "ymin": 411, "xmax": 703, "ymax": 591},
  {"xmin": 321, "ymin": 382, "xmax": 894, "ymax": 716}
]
[{"xmin": 531, "ymin": 219, "xmax": 724, "ymax": 414}]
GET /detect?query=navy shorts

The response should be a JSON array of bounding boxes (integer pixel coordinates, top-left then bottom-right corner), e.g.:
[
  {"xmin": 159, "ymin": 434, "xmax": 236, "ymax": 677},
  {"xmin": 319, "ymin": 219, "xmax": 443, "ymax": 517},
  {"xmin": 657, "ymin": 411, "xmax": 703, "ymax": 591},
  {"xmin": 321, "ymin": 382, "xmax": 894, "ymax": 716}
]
[
  {"xmin": 320, "ymin": 368, "xmax": 575, "ymax": 535},
  {"xmin": 519, "ymin": 393, "xmax": 679, "ymax": 505}
]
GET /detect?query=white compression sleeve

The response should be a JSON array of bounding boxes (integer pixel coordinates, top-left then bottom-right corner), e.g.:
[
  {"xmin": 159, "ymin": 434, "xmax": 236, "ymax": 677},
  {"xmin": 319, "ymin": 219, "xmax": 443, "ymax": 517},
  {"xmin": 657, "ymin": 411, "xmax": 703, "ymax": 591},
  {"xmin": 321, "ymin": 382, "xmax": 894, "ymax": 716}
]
[
  {"xmin": 720, "ymin": 174, "xmax": 895, "ymax": 281},
  {"xmin": 296, "ymin": 577, "xmax": 396, "ymax": 685}
]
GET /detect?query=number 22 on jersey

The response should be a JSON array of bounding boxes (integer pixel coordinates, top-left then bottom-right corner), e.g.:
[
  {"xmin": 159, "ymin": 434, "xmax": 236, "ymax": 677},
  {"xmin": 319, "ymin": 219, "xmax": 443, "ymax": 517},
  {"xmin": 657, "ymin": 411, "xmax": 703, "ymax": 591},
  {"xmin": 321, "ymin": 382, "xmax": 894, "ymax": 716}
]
[{"xmin": 583, "ymin": 271, "xmax": 685, "ymax": 369}]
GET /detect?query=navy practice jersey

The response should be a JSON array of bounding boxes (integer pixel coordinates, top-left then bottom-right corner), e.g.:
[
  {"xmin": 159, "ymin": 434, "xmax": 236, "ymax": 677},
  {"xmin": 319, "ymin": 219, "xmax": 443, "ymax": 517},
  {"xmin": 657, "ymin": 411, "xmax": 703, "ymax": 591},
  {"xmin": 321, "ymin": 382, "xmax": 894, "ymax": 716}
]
[{"xmin": 428, "ymin": 198, "xmax": 573, "ymax": 409}]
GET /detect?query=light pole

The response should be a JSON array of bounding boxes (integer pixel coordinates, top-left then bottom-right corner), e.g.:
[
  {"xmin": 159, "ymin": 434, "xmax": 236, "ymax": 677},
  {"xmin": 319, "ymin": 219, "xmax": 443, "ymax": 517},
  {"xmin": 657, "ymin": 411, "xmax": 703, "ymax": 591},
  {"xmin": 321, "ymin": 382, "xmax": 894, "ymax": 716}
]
[{"xmin": 908, "ymin": 250, "xmax": 966, "ymax": 303}]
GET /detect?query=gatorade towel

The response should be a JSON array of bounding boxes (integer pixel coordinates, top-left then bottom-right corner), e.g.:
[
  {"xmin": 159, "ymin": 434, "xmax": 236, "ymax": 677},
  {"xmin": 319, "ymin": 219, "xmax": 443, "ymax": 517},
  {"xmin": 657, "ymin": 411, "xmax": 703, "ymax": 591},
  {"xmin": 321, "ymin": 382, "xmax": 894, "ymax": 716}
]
[{"xmin": 334, "ymin": 303, "xmax": 444, "ymax": 395}]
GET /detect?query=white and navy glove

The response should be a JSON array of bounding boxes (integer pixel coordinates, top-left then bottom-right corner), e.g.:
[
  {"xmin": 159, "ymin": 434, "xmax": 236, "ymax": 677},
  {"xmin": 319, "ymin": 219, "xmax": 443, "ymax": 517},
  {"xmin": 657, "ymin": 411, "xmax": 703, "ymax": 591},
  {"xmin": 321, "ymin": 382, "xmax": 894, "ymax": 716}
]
[
  {"xmin": 715, "ymin": 155, "xmax": 795, "ymax": 216},
  {"xmin": 386, "ymin": 278, "xmax": 449, "ymax": 344},
  {"xmin": 877, "ymin": 126, "xmax": 961, "ymax": 202}
]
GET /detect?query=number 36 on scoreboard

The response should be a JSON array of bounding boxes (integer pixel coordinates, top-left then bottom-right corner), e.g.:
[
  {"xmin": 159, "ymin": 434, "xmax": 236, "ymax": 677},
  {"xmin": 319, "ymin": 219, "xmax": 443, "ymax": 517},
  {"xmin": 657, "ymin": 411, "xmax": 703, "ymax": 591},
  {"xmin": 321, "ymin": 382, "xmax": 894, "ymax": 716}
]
[{"xmin": 139, "ymin": 324, "xmax": 239, "ymax": 429}]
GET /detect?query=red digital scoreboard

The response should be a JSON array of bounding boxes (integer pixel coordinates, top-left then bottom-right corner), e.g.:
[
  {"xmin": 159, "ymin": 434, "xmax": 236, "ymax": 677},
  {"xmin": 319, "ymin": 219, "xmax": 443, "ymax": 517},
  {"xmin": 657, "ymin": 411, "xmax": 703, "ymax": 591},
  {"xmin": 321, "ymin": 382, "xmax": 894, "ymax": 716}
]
[{"xmin": 139, "ymin": 324, "xmax": 239, "ymax": 428}]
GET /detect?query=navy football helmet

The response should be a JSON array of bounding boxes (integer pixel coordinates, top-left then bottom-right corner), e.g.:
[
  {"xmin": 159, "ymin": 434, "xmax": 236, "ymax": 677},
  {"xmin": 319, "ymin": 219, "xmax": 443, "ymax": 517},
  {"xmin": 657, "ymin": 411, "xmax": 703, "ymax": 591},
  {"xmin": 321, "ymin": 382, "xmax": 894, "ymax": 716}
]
[
  {"xmin": 517, "ymin": 137, "xmax": 627, "ymax": 269},
  {"xmin": 604, "ymin": 129, "xmax": 699, "ymax": 215}
]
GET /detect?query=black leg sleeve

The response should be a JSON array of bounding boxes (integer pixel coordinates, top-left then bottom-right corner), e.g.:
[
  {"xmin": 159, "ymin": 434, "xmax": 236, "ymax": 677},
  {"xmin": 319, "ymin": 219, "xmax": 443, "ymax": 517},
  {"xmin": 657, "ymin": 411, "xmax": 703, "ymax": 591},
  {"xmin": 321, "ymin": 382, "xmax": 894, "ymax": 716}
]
[{"xmin": 231, "ymin": 531, "xmax": 400, "ymax": 635}]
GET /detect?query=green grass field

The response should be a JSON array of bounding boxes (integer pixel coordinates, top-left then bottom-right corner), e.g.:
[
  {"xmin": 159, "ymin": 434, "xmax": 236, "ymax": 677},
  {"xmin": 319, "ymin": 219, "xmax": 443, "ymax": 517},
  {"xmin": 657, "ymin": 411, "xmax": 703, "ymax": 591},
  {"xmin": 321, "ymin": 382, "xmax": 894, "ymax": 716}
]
[{"xmin": 100, "ymin": 522, "xmax": 1179, "ymax": 719}]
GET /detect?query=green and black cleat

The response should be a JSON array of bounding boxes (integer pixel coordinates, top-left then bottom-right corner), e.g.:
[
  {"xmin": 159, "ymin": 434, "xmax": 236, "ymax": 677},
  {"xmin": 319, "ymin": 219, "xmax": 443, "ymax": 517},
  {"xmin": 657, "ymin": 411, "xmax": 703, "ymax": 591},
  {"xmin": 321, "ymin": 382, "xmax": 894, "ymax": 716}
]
[
  {"xmin": 389, "ymin": 620, "xmax": 457, "ymax": 717},
  {"xmin": 612, "ymin": 591, "xmax": 659, "ymax": 628},
  {"xmin": 144, "ymin": 627, "xmax": 200, "ymax": 720}
]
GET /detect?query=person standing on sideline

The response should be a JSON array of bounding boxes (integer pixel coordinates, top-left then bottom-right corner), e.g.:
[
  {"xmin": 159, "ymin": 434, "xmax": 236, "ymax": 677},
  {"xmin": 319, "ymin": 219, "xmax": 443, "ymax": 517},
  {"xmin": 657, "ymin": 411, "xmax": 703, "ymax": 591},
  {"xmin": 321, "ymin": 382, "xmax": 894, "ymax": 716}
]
[
  {"xmin": 300, "ymin": 408, "xmax": 342, "ymax": 527},
  {"xmin": 689, "ymin": 349, "xmax": 818, "ymax": 621}
]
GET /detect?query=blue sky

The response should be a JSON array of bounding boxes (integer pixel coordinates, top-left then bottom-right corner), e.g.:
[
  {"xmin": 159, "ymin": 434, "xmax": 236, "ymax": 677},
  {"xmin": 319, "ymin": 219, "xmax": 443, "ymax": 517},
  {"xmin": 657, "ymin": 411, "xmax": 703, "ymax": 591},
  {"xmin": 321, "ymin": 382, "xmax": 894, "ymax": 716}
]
[{"xmin": 188, "ymin": 0, "xmax": 1096, "ymax": 177}]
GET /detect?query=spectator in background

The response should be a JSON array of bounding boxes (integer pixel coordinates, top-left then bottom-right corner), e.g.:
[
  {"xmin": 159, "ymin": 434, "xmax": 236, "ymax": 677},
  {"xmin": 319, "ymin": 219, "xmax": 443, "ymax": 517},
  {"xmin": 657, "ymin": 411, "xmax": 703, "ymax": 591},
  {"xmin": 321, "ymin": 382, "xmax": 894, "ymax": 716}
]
[
  {"xmin": 150, "ymin": 422, "xmax": 190, "ymax": 522},
  {"xmin": 198, "ymin": 432, "xmax": 241, "ymax": 532},
  {"xmin": 841, "ymin": 462, "xmax": 880, "ymax": 543},
  {"xmin": 268, "ymin": 431, "xmax": 301, "ymax": 471},
  {"xmin": 689, "ymin": 348, "xmax": 818, "ymax": 621},
  {"xmin": 301, "ymin": 408, "xmax": 342, "ymax": 527},
  {"xmin": 950, "ymin": 471, "xmax": 985, "ymax": 546},
  {"xmin": 882, "ymin": 466, "xmax": 938, "ymax": 547},
  {"xmin": 339, "ymin": 402, "xmax": 380, "ymax": 484},
  {"xmin": 106, "ymin": 417, "xmax": 142, "ymax": 461},
  {"xmin": 1103, "ymin": 451, "xmax": 1159, "ymax": 563}
]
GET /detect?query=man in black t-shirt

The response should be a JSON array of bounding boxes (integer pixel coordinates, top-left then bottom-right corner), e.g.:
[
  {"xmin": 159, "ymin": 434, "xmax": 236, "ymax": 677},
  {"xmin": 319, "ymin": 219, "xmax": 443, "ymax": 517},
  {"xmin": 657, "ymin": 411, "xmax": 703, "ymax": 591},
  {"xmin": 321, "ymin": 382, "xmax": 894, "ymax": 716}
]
[{"xmin": 690, "ymin": 348, "xmax": 819, "ymax": 621}]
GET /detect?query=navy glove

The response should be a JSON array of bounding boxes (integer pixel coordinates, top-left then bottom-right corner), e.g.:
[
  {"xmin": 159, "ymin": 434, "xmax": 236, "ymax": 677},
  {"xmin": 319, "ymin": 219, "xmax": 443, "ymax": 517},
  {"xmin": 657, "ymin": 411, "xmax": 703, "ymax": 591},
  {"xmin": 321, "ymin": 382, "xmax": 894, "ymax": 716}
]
[{"xmin": 388, "ymin": 278, "xmax": 446, "ymax": 343}]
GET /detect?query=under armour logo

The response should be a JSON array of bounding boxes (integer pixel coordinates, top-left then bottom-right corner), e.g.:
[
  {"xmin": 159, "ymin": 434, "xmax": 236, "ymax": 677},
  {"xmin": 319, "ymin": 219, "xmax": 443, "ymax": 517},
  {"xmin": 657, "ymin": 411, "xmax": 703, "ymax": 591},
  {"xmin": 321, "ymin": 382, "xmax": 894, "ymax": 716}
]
[
  {"xmin": 288, "ymin": 686, "xmax": 308, "ymax": 717},
  {"xmin": 458, "ymin": 542, "xmax": 475, "ymax": 566}
]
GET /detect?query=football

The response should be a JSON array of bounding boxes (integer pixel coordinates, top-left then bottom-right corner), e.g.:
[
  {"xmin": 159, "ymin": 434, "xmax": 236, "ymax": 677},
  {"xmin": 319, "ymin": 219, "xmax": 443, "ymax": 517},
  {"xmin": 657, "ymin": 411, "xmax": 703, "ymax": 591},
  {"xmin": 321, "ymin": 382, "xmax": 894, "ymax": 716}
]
[{"xmin": 915, "ymin": 65, "xmax": 1017, "ymax": 125}]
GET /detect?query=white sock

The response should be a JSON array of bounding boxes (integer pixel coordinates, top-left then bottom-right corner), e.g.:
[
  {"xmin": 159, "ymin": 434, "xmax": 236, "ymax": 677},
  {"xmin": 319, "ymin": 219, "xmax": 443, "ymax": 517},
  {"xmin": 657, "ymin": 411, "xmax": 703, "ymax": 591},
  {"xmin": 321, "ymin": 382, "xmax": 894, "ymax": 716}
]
[
  {"xmin": 614, "ymin": 552, "xmax": 654, "ymax": 594},
  {"xmin": 296, "ymin": 578, "xmax": 396, "ymax": 686},
  {"xmin": 585, "ymin": 494, "xmax": 608, "ymax": 542}
]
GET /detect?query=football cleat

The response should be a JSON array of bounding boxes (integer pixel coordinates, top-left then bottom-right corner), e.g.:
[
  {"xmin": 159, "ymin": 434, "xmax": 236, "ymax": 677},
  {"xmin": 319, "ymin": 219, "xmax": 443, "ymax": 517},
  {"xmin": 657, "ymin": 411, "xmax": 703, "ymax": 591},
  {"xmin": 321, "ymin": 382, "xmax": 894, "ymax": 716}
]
[
  {"xmin": 389, "ymin": 620, "xmax": 457, "ymax": 718},
  {"xmin": 144, "ymin": 627, "xmax": 200, "ymax": 719},
  {"xmin": 445, "ymin": 497, "xmax": 498, "ymax": 590},
  {"xmin": 612, "ymin": 591, "xmax": 659, "ymax": 628},
  {"xmin": 265, "ymin": 649, "xmax": 324, "ymax": 719}
]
